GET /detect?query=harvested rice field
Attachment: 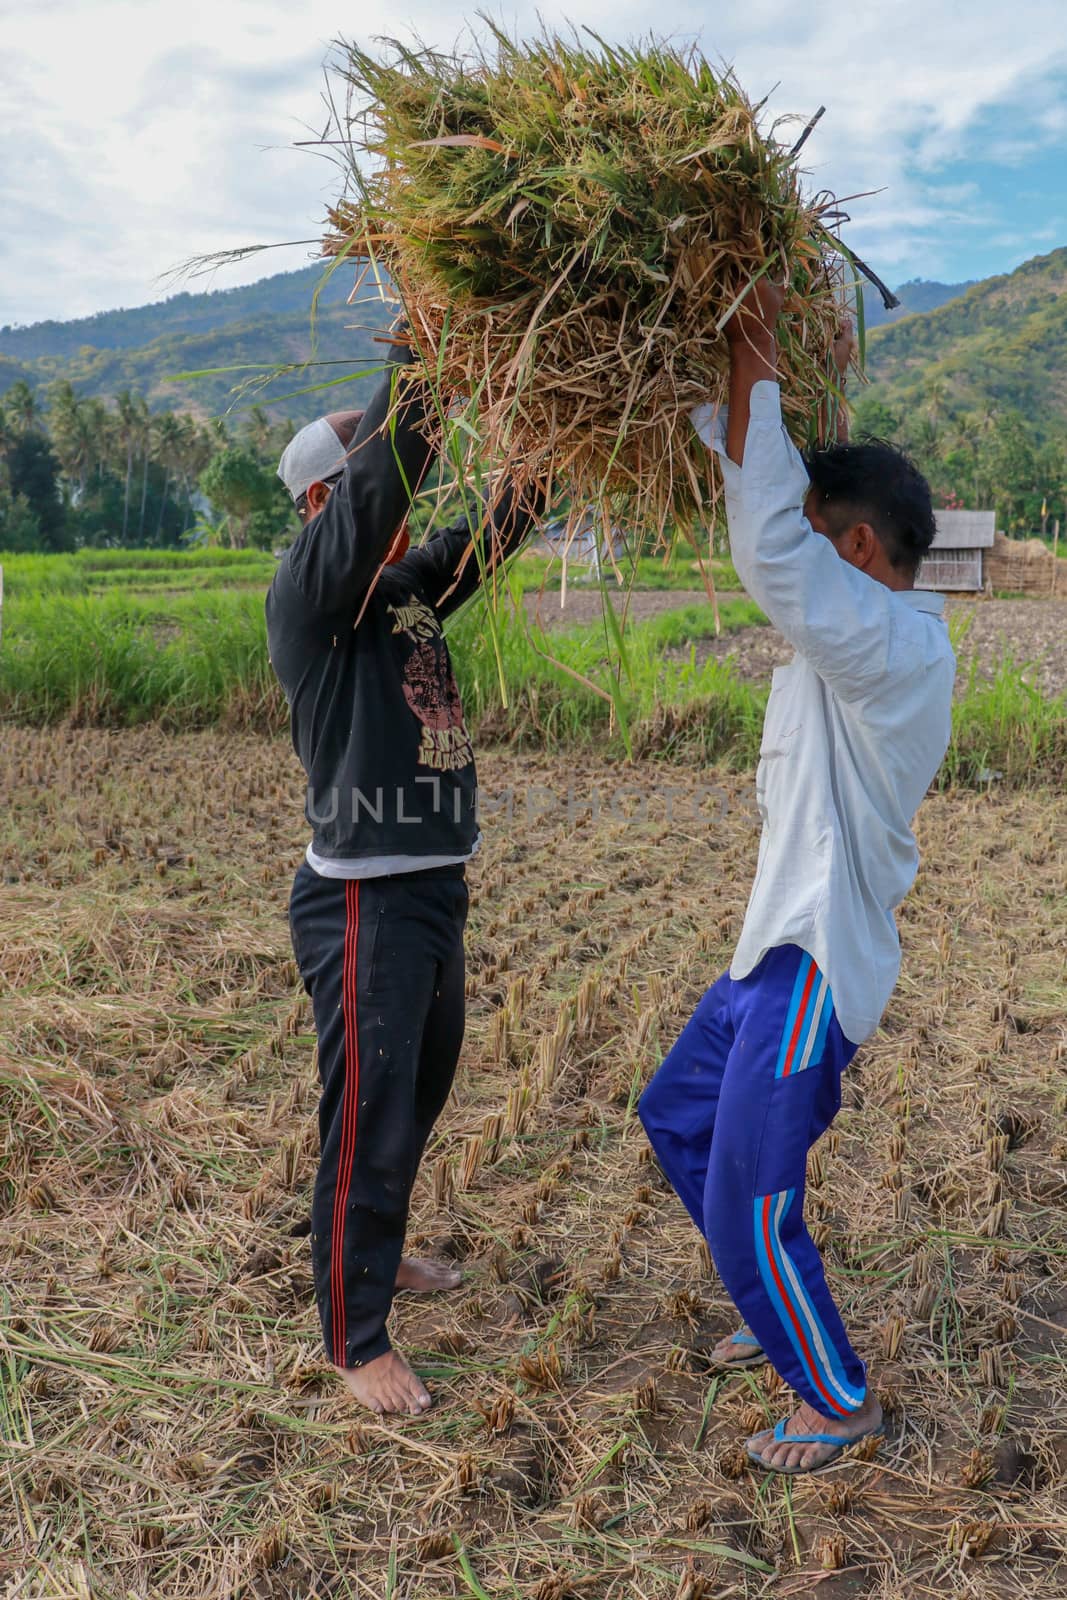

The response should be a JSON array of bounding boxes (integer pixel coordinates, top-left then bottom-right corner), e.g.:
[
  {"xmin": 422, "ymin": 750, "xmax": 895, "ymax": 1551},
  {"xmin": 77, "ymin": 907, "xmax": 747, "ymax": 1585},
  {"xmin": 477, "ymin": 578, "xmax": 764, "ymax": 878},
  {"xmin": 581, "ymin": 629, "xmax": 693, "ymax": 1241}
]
[{"xmin": 2, "ymin": 726, "xmax": 1065, "ymax": 1599}]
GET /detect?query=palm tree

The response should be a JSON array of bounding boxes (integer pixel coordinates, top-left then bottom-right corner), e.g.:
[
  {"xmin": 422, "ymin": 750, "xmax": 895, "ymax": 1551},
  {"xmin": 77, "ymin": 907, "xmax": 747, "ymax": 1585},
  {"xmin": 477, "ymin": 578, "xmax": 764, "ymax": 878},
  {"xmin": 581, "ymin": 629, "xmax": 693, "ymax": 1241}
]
[
  {"xmin": 113, "ymin": 391, "xmax": 139, "ymax": 542},
  {"xmin": 152, "ymin": 412, "xmax": 183, "ymax": 541},
  {"xmin": 176, "ymin": 416, "xmax": 214, "ymax": 535},
  {"xmin": 910, "ymin": 413, "xmax": 943, "ymax": 472},
  {"xmin": 135, "ymin": 396, "xmax": 152, "ymax": 540},
  {"xmin": 82, "ymin": 398, "xmax": 114, "ymax": 488},
  {"xmin": 47, "ymin": 381, "xmax": 95, "ymax": 503},
  {"xmin": 5, "ymin": 380, "xmax": 41, "ymax": 434},
  {"xmin": 924, "ymin": 379, "xmax": 949, "ymax": 432},
  {"xmin": 953, "ymin": 413, "xmax": 983, "ymax": 507},
  {"xmin": 977, "ymin": 408, "xmax": 1001, "ymax": 526}
]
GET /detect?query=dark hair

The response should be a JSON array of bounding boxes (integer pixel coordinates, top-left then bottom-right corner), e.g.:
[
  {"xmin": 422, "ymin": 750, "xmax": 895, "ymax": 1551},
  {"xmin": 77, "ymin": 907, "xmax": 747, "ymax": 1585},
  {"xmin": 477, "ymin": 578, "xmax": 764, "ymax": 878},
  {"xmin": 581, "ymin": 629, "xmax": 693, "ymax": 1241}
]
[{"xmin": 802, "ymin": 438, "xmax": 936, "ymax": 574}]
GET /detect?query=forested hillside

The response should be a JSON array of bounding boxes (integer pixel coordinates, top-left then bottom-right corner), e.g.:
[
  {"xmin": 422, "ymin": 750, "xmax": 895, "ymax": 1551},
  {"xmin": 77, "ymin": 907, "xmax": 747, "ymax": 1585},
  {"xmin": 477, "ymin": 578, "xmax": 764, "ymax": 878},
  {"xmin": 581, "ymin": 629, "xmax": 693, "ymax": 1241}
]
[
  {"xmin": 854, "ymin": 248, "xmax": 1067, "ymax": 528},
  {"xmin": 862, "ymin": 247, "xmax": 1067, "ymax": 439},
  {"xmin": 0, "ymin": 264, "xmax": 392, "ymax": 423},
  {"xmin": 1, "ymin": 263, "xmax": 350, "ymax": 358}
]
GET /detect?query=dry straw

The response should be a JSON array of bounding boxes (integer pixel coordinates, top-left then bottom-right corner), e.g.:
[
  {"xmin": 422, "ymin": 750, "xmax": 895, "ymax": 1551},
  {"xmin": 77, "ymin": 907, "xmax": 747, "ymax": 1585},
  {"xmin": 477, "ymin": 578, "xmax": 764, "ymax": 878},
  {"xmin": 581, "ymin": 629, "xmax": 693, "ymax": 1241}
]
[
  {"xmin": 4, "ymin": 729, "xmax": 1067, "ymax": 1593},
  {"xmin": 323, "ymin": 24, "xmax": 886, "ymax": 561}
]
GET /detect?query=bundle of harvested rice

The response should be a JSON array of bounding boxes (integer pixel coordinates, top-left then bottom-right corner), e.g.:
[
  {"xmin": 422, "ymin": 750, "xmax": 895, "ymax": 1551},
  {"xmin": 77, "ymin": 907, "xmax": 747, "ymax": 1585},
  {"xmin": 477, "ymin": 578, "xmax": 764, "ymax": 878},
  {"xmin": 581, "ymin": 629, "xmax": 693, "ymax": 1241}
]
[{"xmin": 324, "ymin": 25, "xmax": 888, "ymax": 555}]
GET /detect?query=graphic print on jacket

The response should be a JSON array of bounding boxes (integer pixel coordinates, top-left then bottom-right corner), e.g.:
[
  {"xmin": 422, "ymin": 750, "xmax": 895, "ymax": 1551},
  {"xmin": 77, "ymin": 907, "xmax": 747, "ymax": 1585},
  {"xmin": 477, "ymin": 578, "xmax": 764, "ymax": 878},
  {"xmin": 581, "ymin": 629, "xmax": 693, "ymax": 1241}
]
[{"xmin": 387, "ymin": 593, "xmax": 474, "ymax": 774}]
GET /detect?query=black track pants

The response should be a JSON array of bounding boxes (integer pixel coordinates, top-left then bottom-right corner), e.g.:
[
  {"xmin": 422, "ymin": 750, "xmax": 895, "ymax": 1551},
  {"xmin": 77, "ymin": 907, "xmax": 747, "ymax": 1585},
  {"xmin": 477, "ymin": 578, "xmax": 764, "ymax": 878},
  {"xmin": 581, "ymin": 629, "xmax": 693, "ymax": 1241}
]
[{"xmin": 288, "ymin": 860, "xmax": 468, "ymax": 1367}]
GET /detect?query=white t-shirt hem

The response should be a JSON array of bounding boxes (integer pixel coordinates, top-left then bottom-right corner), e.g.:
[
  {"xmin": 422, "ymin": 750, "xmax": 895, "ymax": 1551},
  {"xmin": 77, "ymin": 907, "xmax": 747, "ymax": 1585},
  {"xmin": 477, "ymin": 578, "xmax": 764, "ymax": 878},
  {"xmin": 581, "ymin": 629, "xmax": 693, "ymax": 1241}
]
[{"xmin": 305, "ymin": 834, "xmax": 481, "ymax": 880}]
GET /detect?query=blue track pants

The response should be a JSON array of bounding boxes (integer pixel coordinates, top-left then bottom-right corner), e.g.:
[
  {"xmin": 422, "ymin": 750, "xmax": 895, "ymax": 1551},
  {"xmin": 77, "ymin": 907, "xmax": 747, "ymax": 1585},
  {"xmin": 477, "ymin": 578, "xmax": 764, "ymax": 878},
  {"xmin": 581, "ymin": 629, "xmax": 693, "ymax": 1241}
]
[{"xmin": 639, "ymin": 945, "xmax": 867, "ymax": 1418}]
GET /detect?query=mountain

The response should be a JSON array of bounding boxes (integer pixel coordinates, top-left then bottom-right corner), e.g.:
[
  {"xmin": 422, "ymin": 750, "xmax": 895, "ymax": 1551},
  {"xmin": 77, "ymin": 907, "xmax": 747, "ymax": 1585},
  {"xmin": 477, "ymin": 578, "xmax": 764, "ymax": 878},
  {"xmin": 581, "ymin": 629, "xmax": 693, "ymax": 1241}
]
[
  {"xmin": 0, "ymin": 262, "xmax": 355, "ymax": 359},
  {"xmin": 862, "ymin": 247, "xmax": 1067, "ymax": 439},
  {"xmin": 1, "ymin": 251, "xmax": 1061, "ymax": 434},
  {"xmin": 0, "ymin": 263, "xmax": 393, "ymax": 424},
  {"xmin": 861, "ymin": 277, "xmax": 974, "ymax": 329}
]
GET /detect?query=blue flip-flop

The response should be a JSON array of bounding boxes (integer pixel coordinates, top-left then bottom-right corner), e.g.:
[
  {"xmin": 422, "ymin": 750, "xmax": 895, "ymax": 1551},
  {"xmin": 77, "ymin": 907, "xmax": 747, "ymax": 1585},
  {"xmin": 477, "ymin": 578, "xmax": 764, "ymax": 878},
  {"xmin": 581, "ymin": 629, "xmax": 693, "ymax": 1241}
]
[
  {"xmin": 746, "ymin": 1416, "xmax": 886, "ymax": 1476},
  {"xmin": 709, "ymin": 1329, "xmax": 766, "ymax": 1371}
]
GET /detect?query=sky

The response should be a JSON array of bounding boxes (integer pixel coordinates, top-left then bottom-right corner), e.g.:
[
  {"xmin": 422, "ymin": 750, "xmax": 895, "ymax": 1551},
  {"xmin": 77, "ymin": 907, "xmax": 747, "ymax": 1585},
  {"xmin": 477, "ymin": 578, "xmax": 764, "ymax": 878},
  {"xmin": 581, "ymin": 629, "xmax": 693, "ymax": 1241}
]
[{"xmin": 2, "ymin": 0, "xmax": 1066, "ymax": 327}]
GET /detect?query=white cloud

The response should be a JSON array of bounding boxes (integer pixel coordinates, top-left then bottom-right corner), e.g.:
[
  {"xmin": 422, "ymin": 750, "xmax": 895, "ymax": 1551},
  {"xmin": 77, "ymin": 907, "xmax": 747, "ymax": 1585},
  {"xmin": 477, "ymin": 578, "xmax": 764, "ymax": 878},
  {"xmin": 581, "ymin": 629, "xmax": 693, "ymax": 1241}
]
[{"xmin": 1, "ymin": 0, "xmax": 1066, "ymax": 323}]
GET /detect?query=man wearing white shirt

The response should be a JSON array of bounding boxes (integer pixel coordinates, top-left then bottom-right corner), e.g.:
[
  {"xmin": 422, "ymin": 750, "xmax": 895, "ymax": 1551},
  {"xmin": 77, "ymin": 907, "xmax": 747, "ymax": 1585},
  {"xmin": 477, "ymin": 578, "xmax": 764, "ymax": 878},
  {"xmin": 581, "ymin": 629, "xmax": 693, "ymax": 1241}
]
[{"xmin": 639, "ymin": 278, "xmax": 955, "ymax": 1474}]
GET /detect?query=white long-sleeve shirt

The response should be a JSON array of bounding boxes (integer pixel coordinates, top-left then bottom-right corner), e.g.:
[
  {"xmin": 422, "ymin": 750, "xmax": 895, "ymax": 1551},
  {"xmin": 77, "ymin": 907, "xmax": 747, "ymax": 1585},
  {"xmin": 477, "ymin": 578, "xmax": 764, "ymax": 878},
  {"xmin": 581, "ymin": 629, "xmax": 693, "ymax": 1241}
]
[{"xmin": 690, "ymin": 381, "xmax": 956, "ymax": 1043}]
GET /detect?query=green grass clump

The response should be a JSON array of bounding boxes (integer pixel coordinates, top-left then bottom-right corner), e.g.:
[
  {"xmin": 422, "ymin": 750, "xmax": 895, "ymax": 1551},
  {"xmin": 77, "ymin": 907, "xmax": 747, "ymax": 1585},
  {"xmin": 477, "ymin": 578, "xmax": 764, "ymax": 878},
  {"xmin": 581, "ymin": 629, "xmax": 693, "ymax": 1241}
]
[
  {"xmin": 1, "ymin": 548, "xmax": 274, "ymax": 599},
  {"xmin": 0, "ymin": 571, "xmax": 763, "ymax": 747},
  {"xmin": 941, "ymin": 656, "xmax": 1067, "ymax": 788},
  {"xmin": 0, "ymin": 590, "xmax": 280, "ymax": 727},
  {"xmin": 449, "ymin": 597, "xmax": 767, "ymax": 763},
  {"xmin": 327, "ymin": 24, "xmax": 855, "ymax": 549}
]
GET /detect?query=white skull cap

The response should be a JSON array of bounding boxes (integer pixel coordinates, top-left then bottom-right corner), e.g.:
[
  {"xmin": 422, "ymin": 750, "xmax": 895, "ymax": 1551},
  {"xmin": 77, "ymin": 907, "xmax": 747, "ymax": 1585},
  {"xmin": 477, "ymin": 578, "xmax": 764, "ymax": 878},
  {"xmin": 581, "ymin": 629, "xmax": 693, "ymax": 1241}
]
[{"xmin": 277, "ymin": 416, "xmax": 349, "ymax": 502}]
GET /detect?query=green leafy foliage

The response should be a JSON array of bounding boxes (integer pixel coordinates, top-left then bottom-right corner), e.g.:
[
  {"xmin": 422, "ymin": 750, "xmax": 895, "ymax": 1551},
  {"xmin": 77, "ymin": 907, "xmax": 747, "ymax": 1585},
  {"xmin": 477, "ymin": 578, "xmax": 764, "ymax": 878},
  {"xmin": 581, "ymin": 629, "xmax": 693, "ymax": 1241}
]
[
  {"xmin": 0, "ymin": 489, "xmax": 45, "ymax": 553},
  {"xmin": 1, "ymin": 430, "xmax": 71, "ymax": 551},
  {"xmin": 199, "ymin": 447, "xmax": 289, "ymax": 550},
  {"xmin": 0, "ymin": 379, "xmax": 300, "ymax": 554}
]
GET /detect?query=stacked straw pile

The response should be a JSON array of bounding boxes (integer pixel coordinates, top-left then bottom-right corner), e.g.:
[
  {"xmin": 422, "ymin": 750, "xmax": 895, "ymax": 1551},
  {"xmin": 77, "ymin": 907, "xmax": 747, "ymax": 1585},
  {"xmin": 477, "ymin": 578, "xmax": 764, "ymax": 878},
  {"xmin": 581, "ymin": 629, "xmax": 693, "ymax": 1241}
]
[
  {"xmin": 325, "ymin": 27, "xmax": 858, "ymax": 549},
  {"xmin": 985, "ymin": 531, "xmax": 1060, "ymax": 597}
]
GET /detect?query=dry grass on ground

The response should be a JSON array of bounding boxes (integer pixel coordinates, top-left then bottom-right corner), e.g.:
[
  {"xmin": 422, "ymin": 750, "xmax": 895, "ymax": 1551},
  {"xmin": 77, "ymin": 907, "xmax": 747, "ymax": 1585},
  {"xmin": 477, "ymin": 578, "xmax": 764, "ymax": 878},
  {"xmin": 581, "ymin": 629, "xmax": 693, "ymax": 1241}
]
[{"xmin": 1, "ymin": 728, "xmax": 1065, "ymax": 1599}]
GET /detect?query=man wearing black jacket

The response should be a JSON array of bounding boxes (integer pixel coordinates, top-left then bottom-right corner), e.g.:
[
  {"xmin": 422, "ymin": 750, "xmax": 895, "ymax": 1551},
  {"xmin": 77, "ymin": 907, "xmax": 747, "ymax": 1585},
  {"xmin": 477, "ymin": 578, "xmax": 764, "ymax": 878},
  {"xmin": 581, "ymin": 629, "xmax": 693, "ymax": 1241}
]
[{"xmin": 267, "ymin": 339, "xmax": 539, "ymax": 1414}]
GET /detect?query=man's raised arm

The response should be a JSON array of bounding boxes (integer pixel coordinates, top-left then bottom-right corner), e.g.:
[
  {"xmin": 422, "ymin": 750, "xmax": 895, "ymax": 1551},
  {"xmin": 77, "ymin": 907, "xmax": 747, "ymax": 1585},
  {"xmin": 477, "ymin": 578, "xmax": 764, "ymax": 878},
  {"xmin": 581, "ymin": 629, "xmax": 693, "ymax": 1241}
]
[
  {"xmin": 695, "ymin": 284, "xmax": 901, "ymax": 703},
  {"xmin": 284, "ymin": 342, "xmax": 436, "ymax": 615},
  {"xmin": 722, "ymin": 277, "xmax": 785, "ymax": 468},
  {"xmin": 400, "ymin": 477, "xmax": 547, "ymax": 618}
]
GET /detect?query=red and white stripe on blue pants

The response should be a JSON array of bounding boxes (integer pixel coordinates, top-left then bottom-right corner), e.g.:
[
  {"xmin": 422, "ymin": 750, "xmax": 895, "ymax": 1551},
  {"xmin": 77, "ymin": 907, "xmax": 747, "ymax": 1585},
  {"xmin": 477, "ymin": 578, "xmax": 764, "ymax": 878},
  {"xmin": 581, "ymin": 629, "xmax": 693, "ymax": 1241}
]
[{"xmin": 638, "ymin": 944, "xmax": 867, "ymax": 1417}]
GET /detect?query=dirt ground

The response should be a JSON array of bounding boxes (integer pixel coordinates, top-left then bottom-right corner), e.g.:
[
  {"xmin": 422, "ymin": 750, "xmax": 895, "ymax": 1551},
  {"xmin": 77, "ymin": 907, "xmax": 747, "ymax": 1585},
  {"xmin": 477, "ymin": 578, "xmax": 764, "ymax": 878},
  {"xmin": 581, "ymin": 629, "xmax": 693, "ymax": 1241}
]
[
  {"xmin": 524, "ymin": 590, "xmax": 1067, "ymax": 698},
  {"xmin": 1, "ymin": 728, "xmax": 1065, "ymax": 1598},
  {"xmin": 523, "ymin": 586, "xmax": 730, "ymax": 630}
]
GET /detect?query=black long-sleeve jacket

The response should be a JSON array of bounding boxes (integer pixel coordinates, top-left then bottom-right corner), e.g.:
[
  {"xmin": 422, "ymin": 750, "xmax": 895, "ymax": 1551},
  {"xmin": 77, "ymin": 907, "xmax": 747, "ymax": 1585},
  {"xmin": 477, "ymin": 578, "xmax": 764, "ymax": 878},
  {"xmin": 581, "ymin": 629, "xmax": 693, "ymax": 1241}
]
[{"xmin": 266, "ymin": 349, "xmax": 539, "ymax": 865}]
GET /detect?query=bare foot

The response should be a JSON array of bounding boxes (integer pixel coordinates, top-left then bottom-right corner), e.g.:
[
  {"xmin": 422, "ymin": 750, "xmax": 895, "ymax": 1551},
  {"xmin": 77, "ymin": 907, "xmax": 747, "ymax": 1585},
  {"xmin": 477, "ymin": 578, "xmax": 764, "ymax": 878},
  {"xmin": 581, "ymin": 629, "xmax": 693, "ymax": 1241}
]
[
  {"xmin": 747, "ymin": 1393, "xmax": 883, "ymax": 1474},
  {"xmin": 709, "ymin": 1325, "xmax": 765, "ymax": 1369},
  {"xmin": 395, "ymin": 1256, "xmax": 463, "ymax": 1294},
  {"xmin": 334, "ymin": 1350, "xmax": 432, "ymax": 1416}
]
